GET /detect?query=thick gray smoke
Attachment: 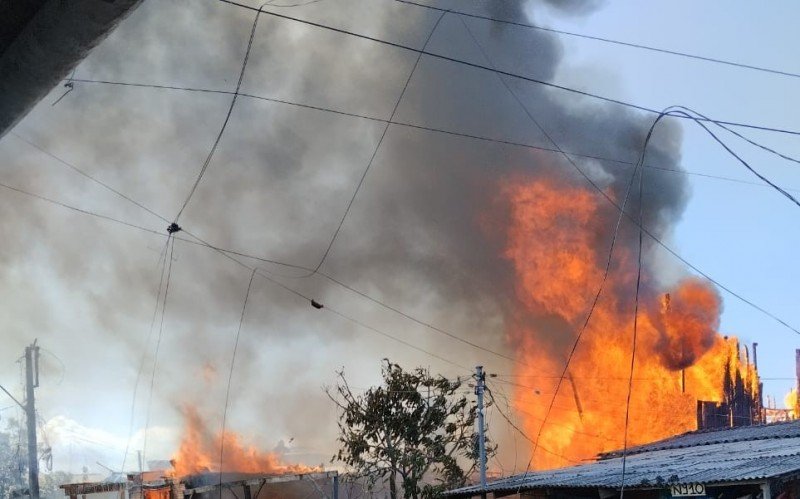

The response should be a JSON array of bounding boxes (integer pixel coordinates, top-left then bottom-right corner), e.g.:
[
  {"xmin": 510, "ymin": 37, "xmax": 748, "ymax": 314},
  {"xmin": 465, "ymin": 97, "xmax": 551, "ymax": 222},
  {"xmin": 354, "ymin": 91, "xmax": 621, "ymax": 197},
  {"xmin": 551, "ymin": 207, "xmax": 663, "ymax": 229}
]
[{"xmin": 0, "ymin": 0, "xmax": 689, "ymax": 474}]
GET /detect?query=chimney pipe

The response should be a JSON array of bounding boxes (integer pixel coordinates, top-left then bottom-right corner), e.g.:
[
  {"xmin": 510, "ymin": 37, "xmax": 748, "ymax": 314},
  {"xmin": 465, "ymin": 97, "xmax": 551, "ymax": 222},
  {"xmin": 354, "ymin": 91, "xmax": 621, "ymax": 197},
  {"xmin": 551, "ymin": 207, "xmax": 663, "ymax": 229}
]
[
  {"xmin": 753, "ymin": 343, "xmax": 758, "ymax": 370},
  {"xmin": 794, "ymin": 348, "xmax": 800, "ymax": 400},
  {"xmin": 793, "ymin": 349, "xmax": 800, "ymax": 419}
]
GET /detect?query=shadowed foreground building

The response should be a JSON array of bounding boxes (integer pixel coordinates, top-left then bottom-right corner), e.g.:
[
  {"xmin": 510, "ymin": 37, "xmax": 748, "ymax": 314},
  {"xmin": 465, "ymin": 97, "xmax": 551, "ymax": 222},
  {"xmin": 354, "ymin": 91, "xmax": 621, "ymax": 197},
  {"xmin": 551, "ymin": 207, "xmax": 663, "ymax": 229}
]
[
  {"xmin": 448, "ymin": 420, "xmax": 800, "ymax": 499},
  {"xmin": 60, "ymin": 471, "xmax": 338, "ymax": 499}
]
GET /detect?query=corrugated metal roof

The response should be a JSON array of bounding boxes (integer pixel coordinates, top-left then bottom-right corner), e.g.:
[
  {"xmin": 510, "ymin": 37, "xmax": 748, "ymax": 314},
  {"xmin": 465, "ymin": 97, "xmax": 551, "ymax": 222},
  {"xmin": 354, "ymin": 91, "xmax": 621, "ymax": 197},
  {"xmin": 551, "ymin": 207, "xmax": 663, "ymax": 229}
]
[
  {"xmin": 601, "ymin": 419, "xmax": 800, "ymax": 458},
  {"xmin": 449, "ymin": 422, "xmax": 800, "ymax": 496}
]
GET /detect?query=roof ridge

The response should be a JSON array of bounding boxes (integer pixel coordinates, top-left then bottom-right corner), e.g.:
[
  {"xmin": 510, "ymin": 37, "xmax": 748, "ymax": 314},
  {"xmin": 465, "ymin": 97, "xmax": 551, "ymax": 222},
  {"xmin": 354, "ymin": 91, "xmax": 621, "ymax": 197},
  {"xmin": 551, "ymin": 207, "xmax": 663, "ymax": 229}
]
[{"xmin": 597, "ymin": 420, "xmax": 800, "ymax": 459}]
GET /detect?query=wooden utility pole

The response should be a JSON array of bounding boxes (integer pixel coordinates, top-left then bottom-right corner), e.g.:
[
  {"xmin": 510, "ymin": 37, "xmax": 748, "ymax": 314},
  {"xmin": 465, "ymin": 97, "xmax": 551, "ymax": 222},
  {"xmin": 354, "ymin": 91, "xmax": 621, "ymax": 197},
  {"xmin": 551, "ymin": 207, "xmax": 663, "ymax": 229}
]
[{"xmin": 25, "ymin": 341, "xmax": 40, "ymax": 499}]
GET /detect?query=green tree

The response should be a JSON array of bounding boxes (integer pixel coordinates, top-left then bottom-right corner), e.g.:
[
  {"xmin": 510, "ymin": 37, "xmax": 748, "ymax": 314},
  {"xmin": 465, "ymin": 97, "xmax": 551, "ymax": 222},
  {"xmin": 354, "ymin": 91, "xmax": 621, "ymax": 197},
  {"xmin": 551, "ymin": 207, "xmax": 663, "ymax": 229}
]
[
  {"xmin": 328, "ymin": 360, "xmax": 493, "ymax": 499},
  {"xmin": 40, "ymin": 471, "xmax": 74, "ymax": 499},
  {"xmin": 0, "ymin": 417, "xmax": 27, "ymax": 499},
  {"xmin": 0, "ymin": 416, "xmax": 67, "ymax": 499}
]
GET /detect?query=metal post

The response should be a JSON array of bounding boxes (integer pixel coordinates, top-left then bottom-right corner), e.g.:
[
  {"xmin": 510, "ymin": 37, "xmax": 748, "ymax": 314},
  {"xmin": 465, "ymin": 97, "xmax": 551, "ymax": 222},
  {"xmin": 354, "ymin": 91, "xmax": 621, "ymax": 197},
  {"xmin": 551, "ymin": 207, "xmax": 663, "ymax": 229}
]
[
  {"xmin": 795, "ymin": 349, "xmax": 800, "ymax": 416},
  {"xmin": 333, "ymin": 474, "xmax": 339, "ymax": 499},
  {"xmin": 475, "ymin": 366, "xmax": 487, "ymax": 492},
  {"xmin": 752, "ymin": 343, "xmax": 758, "ymax": 370},
  {"xmin": 680, "ymin": 360, "xmax": 685, "ymax": 394},
  {"xmin": 25, "ymin": 343, "xmax": 40, "ymax": 499},
  {"xmin": 760, "ymin": 482, "xmax": 771, "ymax": 499}
]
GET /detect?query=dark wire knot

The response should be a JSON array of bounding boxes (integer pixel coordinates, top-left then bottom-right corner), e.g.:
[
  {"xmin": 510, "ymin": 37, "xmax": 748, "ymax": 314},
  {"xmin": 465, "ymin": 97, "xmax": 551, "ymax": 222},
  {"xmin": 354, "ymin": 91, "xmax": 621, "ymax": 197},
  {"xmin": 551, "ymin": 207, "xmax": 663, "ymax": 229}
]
[{"xmin": 166, "ymin": 223, "xmax": 182, "ymax": 234}]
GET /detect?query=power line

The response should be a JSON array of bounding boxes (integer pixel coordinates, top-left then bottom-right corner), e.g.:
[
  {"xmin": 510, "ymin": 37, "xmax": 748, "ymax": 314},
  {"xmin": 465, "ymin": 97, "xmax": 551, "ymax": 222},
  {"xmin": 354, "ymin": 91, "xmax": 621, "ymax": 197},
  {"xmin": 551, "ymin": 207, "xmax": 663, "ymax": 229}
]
[
  {"xmin": 642, "ymin": 165, "xmax": 799, "ymax": 193},
  {"xmin": 484, "ymin": 385, "xmax": 579, "ymax": 465},
  {"xmin": 664, "ymin": 105, "xmax": 800, "ymax": 167},
  {"xmin": 215, "ymin": 0, "xmax": 800, "ymax": 137},
  {"xmin": 0, "ymin": 177, "xmax": 267, "ymax": 270},
  {"xmin": 14, "ymin": 97, "xmax": 800, "ymax": 383},
  {"xmin": 266, "ymin": 0, "xmax": 323, "ymax": 7},
  {"xmin": 56, "ymin": 77, "xmax": 800, "ymax": 334},
  {"xmin": 189, "ymin": 234, "xmax": 473, "ymax": 372},
  {"xmin": 142, "ymin": 236, "xmax": 176, "ymax": 463},
  {"xmin": 662, "ymin": 107, "xmax": 800, "ymax": 208},
  {"xmin": 67, "ymin": 79, "xmax": 800, "ymax": 193},
  {"xmin": 37, "ymin": 348, "xmax": 67, "ymax": 386},
  {"xmin": 4, "ymin": 158, "xmax": 798, "ymax": 353},
  {"xmin": 121, "ymin": 237, "xmax": 171, "ymax": 471},
  {"xmin": 324, "ymin": 307, "xmax": 470, "ymax": 371},
  {"xmin": 620, "ymin": 164, "xmax": 646, "ymax": 499},
  {"xmin": 492, "ymin": 377, "xmax": 636, "ymax": 416},
  {"xmin": 494, "ymin": 373, "xmax": 656, "ymax": 380},
  {"xmin": 0, "ymin": 384, "xmax": 24, "ymax": 410},
  {"xmin": 318, "ymin": 272, "xmax": 521, "ymax": 367},
  {"xmin": 219, "ymin": 268, "xmax": 257, "ymax": 491},
  {"xmin": 0, "ymin": 180, "xmax": 166, "ymax": 237},
  {"xmin": 301, "ymin": 9, "xmax": 448, "ymax": 277},
  {"xmin": 394, "ymin": 0, "xmax": 800, "ymax": 80},
  {"xmin": 179, "ymin": 227, "xmax": 310, "ymax": 272},
  {"xmin": 174, "ymin": 3, "xmax": 266, "ymax": 222},
  {"xmin": 3, "ymin": 139, "xmax": 316, "ymax": 273},
  {"xmin": 492, "ymin": 377, "xmax": 651, "ymax": 390},
  {"xmin": 487, "ymin": 380, "xmax": 520, "ymax": 474},
  {"xmin": 650, "ymin": 231, "xmax": 799, "ymax": 335},
  {"xmin": 10, "ymin": 132, "xmax": 170, "ymax": 223},
  {"xmin": 487, "ymin": 381, "xmax": 617, "ymax": 444},
  {"xmin": 60, "ymin": 73, "xmax": 800, "ymax": 332},
  {"xmin": 15, "ymin": 146, "xmax": 797, "ymax": 349}
]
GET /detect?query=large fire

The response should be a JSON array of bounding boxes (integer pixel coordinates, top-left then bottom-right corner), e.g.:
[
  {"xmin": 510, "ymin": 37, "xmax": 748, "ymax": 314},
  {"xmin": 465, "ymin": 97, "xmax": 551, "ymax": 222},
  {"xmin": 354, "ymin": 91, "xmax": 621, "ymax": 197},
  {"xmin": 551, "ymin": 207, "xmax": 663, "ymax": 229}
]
[
  {"xmin": 785, "ymin": 389, "xmax": 799, "ymax": 418},
  {"xmin": 171, "ymin": 406, "xmax": 316, "ymax": 477},
  {"xmin": 495, "ymin": 173, "xmax": 759, "ymax": 469}
]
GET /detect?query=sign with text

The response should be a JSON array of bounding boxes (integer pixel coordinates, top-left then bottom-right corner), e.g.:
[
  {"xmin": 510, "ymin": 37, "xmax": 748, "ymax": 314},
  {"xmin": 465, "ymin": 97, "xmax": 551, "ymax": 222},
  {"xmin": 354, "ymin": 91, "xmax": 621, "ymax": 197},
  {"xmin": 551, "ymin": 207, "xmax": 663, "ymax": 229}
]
[{"xmin": 670, "ymin": 484, "xmax": 706, "ymax": 497}]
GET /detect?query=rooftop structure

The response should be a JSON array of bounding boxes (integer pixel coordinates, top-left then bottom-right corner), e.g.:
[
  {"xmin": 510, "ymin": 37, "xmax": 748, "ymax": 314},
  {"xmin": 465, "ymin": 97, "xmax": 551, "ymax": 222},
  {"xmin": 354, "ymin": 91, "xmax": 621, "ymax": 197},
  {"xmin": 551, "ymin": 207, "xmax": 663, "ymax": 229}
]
[{"xmin": 449, "ymin": 420, "xmax": 800, "ymax": 499}]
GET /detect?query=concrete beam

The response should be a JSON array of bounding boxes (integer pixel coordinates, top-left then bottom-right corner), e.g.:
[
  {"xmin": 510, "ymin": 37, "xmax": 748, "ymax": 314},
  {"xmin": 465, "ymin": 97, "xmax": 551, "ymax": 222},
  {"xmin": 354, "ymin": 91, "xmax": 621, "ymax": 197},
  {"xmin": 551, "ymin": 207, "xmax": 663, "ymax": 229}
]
[{"xmin": 0, "ymin": 0, "xmax": 144, "ymax": 139}]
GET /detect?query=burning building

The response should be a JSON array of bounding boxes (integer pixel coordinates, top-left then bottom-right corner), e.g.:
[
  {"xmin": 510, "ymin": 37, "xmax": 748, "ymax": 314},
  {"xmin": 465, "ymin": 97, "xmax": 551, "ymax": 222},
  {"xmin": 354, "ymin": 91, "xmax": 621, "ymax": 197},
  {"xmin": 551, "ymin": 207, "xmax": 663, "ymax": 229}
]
[
  {"xmin": 696, "ymin": 341, "xmax": 762, "ymax": 431},
  {"xmin": 60, "ymin": 471, "xmax": 338, "ymax": 499},
  {"xmin": 60, "ymin": 409, "xmax": 334, "ymax": 499},
  {"xmin": 490, "ymin": 171, "xmax": 763, "ymax": 469}
]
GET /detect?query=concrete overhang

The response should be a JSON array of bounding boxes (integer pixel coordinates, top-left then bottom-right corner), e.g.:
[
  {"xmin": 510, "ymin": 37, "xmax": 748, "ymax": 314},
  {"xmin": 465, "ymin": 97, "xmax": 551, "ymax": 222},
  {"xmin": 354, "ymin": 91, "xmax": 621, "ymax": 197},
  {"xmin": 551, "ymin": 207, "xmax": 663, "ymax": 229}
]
[{"xmin": 0, "ymin": 0, "xmax": 144, "ymax": 139}]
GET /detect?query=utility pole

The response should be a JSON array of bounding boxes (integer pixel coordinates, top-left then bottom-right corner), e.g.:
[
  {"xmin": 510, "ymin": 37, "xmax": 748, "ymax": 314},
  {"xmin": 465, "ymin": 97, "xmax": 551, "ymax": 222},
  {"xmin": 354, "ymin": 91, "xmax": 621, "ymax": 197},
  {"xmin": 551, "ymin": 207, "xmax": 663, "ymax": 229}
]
[
  {"xmin": 474, "ymin": 366, "xmax": 487, "ymax": 493},
  {"xmin": 25, "ymin": 341, "xmax": 40, "ymax": 499}
]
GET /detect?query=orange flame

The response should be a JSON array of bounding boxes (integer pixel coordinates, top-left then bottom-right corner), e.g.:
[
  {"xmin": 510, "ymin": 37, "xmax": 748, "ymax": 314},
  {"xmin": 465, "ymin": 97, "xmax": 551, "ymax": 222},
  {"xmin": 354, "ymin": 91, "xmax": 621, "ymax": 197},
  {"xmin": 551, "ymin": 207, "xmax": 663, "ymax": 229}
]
[
  {"xmin": 171, "ymin": 406, "xmax": 316, "ymax": 478},
  {"xmin": 494, "ymin": 174, "xmax": 758, "ymax": 469},
  {"xmin": 785, "ymin": 389, "xmax": 799, "ymax": 418}
]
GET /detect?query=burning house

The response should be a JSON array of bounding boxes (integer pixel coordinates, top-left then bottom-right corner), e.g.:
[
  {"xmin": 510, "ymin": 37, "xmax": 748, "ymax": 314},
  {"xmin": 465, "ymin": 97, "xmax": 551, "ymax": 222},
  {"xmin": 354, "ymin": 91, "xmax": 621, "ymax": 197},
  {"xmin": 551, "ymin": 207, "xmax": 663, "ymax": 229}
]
[
  {"xmin": 696, "ymin": 341, "xmax": 763, "ymax": 430},
  {"xmin": 59, "ymin": 409, "xmax": 336, "ymax": 499},
  {"xmin": 60, "ymin": 471, "xmax": 339, "ymax": 499},
  {"xmin": 494, "ymin": 170, "xmax": 766, "ymax": 468},
  {"xmin": 447, "ymin": 419, "xmax": 800, "ymax": 499}
]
